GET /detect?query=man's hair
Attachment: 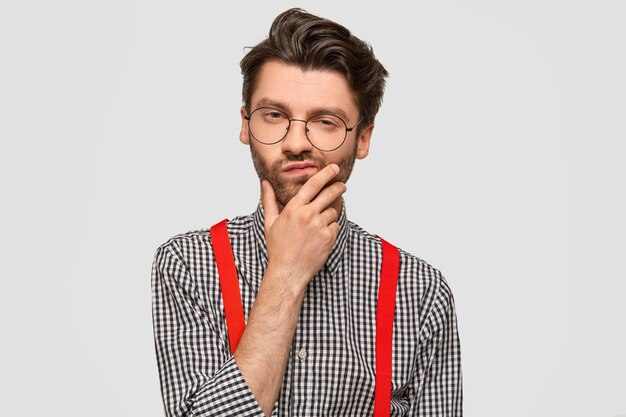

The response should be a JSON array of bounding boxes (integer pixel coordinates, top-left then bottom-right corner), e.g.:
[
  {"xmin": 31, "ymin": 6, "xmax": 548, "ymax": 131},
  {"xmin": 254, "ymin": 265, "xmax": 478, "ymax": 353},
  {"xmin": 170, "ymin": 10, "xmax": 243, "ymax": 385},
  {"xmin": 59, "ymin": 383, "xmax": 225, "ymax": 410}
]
[{"xmin": 240, "ymin": 8, "xmax": 389, "ymax": 135}]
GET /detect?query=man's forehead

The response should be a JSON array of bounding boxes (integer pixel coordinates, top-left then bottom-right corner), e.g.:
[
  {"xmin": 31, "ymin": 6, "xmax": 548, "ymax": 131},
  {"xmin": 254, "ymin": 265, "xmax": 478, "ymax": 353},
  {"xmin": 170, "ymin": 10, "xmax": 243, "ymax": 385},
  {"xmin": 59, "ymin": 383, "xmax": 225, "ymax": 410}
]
[{"xmin": 249, "ymin": 62, "xmax": 359, "ymax": 119}]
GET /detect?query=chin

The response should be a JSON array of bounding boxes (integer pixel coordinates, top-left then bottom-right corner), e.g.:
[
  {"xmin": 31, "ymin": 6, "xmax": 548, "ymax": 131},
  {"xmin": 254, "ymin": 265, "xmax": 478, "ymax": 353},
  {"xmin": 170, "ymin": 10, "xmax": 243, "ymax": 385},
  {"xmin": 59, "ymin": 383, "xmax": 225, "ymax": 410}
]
[{"xmin": 272, "ymin": 176, "xmax": 305, "ymax": 203}]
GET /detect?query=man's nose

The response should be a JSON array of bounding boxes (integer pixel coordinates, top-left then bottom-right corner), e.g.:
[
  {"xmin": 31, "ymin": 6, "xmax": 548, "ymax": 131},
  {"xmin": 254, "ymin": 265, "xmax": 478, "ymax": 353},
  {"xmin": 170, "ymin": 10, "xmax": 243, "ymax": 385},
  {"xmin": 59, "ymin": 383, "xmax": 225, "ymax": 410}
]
[{"xmin": 281, "ymin": 119, "xmax": 312, "ymax": 154}]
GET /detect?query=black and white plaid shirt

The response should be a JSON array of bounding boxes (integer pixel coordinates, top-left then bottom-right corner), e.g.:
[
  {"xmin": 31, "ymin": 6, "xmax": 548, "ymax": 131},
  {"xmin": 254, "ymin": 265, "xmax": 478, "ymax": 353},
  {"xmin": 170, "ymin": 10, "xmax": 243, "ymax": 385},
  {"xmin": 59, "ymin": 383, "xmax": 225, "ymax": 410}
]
[{"xmin": 152, "ymin": 202, "xmax": 462, "ymax": 416}]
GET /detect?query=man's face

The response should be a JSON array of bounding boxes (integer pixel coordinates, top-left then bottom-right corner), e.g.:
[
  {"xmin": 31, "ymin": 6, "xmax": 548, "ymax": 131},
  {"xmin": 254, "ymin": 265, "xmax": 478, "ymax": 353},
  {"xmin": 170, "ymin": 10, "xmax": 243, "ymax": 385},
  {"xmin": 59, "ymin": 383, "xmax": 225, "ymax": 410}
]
[{"xmin": 239, "ymin": 60, "xmax": 373, "ymax": 209}]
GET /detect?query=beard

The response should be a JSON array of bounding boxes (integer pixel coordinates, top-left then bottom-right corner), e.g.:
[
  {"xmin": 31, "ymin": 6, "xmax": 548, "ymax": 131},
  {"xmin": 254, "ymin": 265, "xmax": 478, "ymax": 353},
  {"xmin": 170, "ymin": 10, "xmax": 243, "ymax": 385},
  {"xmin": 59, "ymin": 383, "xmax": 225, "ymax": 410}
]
[{"xmin": 249, "ymin": 141, "xmax": 358, "ymax": 208}]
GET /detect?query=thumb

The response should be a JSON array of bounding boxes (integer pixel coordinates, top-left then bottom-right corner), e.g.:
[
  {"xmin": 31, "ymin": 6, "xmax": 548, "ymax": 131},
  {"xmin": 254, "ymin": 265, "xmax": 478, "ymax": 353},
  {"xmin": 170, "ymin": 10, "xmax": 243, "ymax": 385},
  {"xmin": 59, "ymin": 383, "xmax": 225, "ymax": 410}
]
[{"xmin": 260, "ymin": 180, "xmax": 279, "ymax": 234}]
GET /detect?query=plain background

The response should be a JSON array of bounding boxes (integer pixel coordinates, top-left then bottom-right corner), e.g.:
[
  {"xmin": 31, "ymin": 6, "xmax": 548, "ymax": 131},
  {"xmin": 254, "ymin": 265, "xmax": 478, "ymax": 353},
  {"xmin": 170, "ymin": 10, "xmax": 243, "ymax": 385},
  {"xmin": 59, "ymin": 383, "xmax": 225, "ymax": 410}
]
[{"xmin": 1, "ymin": 0, "xmax": 625, "ymax": 416}]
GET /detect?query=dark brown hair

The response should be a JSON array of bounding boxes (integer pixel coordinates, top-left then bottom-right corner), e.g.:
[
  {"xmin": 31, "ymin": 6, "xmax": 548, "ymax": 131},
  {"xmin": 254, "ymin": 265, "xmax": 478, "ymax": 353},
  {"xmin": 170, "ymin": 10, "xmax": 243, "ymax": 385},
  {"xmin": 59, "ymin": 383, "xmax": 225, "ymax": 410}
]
[{"xmin": 240, "ymin": 8, "xmax": 389, "ymax": 135}]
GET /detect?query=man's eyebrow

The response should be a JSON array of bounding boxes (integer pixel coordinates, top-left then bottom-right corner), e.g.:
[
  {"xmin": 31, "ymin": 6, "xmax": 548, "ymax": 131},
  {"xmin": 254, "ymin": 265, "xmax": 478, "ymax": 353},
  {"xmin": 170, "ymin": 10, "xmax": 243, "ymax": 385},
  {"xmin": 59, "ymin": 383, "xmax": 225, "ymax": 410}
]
[
  {"xmin": 255, "ymin": 98, "xmax": 351, "ymax": 123},
  {"xmin": 256, "ymin": 98, "xmax": 291, "ymax": 113}
]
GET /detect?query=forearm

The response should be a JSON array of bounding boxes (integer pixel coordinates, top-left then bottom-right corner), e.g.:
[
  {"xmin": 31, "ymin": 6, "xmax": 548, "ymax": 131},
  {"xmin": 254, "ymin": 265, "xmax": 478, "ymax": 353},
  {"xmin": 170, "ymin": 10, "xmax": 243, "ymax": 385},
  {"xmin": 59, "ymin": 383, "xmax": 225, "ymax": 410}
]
[{"xmin": 233, "ymin": 264, "xmax": 306, "ymax": 416}]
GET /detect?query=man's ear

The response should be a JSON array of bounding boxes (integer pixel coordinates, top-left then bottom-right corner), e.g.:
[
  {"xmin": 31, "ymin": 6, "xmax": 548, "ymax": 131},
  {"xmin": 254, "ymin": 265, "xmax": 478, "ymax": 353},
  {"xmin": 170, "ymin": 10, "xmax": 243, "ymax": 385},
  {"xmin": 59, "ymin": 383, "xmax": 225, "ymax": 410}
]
[
  {"xmin": 356, "ymin": 123, "xmax": 374, "ymax": 159},
  {"xmin": 239, "ymin": 106, "xmax": 250, "ymax": 145}
]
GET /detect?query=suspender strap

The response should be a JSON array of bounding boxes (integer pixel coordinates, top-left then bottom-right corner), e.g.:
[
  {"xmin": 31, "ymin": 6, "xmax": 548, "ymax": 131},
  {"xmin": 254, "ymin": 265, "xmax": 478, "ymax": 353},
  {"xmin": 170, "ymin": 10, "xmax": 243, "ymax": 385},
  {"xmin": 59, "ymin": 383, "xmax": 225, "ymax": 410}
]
[
  {"xmin": 210, "ymin": 219, "xmax": 245, "ymax": 354},
  {"xmin": 210, "ymin": 220, "xmax": 400, "ymax": 414},
  {"xmin": 373, "ymin": 236, "xmax": 400, "ymax": 417}
]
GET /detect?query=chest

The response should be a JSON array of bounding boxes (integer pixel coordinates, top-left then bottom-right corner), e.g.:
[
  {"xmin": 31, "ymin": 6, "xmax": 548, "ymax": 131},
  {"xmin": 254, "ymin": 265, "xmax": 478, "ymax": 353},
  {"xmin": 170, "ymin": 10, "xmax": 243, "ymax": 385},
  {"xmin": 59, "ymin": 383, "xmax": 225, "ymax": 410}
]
[{"xmin": 272, "ymin": 261, "xmax": 420, "ymax": 416}]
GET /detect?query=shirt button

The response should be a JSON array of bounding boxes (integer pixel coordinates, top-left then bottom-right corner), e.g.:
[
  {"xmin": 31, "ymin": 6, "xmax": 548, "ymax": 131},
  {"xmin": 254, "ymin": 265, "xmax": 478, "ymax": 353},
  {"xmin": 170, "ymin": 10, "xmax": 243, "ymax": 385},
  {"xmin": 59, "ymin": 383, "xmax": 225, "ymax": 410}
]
[{"xmin": 297, "ymin": 348, "xmax": 307, "ymax": 361}]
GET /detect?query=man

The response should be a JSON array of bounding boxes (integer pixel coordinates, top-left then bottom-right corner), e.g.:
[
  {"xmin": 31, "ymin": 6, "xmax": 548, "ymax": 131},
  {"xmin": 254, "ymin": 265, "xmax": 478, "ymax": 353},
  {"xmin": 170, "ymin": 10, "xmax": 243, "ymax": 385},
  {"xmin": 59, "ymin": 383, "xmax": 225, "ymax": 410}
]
[{"xmin": 152, "ymin": 8, "xmax": 462, "ymax": 417}]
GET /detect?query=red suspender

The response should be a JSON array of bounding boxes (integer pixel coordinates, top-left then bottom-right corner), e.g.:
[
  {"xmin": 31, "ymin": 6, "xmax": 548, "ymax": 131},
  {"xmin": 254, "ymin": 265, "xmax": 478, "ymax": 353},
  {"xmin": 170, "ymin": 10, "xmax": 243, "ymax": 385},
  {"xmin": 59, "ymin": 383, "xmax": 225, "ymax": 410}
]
[
  {"xmin": 373, "ymin": 236, "xmax": 400, "ymax": 417},
  {"xmin": 210, "ymin": 220, "xmax": 400, "ymax": 415},
  {"xmin": 210, "ymin": 219, "xmax": 245, "ymax": 353}
]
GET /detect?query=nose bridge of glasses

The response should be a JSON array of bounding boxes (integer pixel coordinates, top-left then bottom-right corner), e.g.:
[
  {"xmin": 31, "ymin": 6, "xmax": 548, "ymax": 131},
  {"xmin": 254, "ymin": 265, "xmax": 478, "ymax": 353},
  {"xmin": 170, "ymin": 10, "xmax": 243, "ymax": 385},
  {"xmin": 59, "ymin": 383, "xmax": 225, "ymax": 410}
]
[
  {"xmin": 279, "ymin": 120, "xmax": 312, "ymax": 153},
  {"xmin": 282, "ymin": 117, "xmax": 313, "ymax": 152},
  {"xmin": 287, "ymin": 118, "xmax": 309, "ymax": 131},
  {"xmin": 285, "ymin": 117, "xmax": 310, "ymax": 137}
]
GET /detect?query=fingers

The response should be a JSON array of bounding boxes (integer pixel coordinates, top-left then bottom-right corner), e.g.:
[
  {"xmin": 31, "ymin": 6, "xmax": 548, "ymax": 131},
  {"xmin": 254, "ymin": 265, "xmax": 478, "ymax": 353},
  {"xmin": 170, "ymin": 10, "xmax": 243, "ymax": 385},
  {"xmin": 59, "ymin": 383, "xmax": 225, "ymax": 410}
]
[
  {"xmin": 308, "ymin": 181, "xmax": 347, "ymax": 214},
  {"xmin": 320, "ymin": 206, "xmax": 340, "ymax": 226},
  {"xmin": 327, "ymin": 222, "xmax": 341, "ymax": 241},
  {"xmin": 261, "ymin": 180, "xmax": 279, "ymax": 234},
  {"xmin": 292, "ymin": 164, "xmax": 340, "ymax": 205}
]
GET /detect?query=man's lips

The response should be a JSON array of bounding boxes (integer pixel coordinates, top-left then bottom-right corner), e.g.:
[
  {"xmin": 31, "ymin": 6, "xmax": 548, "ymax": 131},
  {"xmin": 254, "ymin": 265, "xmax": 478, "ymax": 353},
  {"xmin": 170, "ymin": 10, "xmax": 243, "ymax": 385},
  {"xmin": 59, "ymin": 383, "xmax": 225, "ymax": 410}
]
[{"xmin": 281, "ymin": 162, "xmax": 319, "ymax": 174}]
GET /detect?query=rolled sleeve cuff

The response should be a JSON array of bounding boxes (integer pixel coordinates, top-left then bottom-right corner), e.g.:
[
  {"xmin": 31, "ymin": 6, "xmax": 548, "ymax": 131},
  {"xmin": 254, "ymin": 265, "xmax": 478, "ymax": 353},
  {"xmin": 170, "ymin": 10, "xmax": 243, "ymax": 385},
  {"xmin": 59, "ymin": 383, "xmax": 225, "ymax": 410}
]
[{"xmin": 191, "ymin": 356, "xmax": 266, "ymax": 417}]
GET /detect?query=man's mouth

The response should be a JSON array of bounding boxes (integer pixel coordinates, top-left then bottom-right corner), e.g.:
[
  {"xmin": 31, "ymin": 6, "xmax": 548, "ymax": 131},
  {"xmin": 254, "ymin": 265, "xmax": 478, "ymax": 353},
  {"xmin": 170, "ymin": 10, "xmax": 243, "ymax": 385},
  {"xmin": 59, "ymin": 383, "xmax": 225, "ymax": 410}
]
[{"xmin": 281, "ymin": 162, "xmax": 319, "ymax": 175}]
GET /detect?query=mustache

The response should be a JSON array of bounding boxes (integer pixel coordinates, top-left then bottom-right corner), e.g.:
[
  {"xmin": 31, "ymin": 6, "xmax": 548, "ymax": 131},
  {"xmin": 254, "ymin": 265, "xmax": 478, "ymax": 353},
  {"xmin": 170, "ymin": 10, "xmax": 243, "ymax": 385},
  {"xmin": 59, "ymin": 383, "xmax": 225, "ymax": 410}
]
[{"xmin": 272, "ymin": 153, "xmax": 326, "ymax": 169}]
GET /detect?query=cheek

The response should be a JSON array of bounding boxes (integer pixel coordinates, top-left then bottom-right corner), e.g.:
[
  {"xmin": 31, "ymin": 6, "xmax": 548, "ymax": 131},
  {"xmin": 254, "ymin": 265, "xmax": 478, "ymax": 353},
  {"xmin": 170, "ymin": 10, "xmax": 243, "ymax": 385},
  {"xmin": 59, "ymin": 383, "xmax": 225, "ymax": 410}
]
[
  {"xmin": 250, "ymin": 143, "xmax": 270, "ymax": 163},
  {"xmin": 254, "ymin": 142, "xmax": 282, "ymax": 160},
  {"xmin": 250, "ymin": 144, "xmax": 284, "ymax": 178}
]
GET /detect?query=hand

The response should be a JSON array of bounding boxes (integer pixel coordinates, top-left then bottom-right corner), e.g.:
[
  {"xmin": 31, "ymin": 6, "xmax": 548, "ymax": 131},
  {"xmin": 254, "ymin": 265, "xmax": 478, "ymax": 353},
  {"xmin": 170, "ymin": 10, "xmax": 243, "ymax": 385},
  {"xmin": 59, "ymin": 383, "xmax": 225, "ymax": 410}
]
[{"xmin": 261, "ymin": 164, "xmax": 347, "ymax": 293}]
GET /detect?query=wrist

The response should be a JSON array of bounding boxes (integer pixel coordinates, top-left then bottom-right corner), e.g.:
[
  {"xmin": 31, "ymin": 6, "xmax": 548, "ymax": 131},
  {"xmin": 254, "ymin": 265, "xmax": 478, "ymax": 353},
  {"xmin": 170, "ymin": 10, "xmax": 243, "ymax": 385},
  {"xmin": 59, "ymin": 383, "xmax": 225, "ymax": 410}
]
[{"xmin": 263, "ymin": 262, "xmax": 310, "ymax": 300}]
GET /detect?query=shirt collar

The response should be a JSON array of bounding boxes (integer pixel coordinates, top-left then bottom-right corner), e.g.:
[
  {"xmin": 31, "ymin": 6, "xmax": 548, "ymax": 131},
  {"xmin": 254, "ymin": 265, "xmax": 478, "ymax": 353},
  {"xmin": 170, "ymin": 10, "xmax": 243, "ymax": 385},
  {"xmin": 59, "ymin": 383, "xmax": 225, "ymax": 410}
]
[{"xmin": 251, "ymin": 199, "xmax": 349, "ymax": 276}]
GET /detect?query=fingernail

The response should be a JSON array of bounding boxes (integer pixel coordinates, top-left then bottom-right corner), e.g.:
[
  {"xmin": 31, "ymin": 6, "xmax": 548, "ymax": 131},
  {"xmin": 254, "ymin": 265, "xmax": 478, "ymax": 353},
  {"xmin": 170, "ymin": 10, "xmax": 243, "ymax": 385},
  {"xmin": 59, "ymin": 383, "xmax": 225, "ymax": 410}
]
[{"xmin": 331, "ymin": 164, "xmax": 339, "ymax": 173}]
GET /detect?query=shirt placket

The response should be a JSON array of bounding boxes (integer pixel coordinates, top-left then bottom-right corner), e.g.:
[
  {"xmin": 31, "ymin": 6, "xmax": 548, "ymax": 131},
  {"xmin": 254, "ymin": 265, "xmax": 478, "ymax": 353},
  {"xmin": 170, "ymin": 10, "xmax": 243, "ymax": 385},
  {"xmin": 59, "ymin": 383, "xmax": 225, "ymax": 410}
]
[{"xmin": 290, "ymin": 270, "xmax": 322, "ymax": 416}]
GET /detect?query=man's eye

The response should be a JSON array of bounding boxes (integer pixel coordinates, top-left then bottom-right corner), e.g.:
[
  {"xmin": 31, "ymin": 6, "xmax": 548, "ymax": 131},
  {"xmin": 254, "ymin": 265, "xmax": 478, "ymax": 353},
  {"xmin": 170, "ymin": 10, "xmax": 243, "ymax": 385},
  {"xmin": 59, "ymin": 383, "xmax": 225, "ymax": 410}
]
[{"xmin": 310, "ymin": 116, "xmax": 341, "ymax": 129}]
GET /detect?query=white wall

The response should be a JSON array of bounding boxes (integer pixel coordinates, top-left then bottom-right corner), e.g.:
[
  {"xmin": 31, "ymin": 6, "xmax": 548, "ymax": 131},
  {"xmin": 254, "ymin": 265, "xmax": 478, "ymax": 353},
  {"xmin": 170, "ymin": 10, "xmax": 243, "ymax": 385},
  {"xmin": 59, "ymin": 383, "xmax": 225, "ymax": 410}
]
[{"xmin": 1, "ymin": 1, "xmax": 624, "ymax": 415}]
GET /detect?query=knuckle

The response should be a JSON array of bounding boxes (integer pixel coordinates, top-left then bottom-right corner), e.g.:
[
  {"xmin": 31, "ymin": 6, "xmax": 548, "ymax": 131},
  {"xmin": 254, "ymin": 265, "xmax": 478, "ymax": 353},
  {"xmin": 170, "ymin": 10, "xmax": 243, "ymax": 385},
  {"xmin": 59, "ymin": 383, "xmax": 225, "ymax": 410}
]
[
  {"xmin": 300, "ymin": 208, "xmax": 314, "ymax": 223},
  {"xmin": 313, "ymin": 217, "xmax": 324, "ymax": 229}
]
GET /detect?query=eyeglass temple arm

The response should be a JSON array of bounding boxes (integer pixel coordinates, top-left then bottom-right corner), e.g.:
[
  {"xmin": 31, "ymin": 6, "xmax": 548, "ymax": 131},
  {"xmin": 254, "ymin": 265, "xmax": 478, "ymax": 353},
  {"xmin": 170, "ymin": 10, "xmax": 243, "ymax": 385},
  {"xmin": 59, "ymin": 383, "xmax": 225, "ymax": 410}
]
[{"xmin": 346, "ymin": 116, "xmax": 365, "ymax": 132}]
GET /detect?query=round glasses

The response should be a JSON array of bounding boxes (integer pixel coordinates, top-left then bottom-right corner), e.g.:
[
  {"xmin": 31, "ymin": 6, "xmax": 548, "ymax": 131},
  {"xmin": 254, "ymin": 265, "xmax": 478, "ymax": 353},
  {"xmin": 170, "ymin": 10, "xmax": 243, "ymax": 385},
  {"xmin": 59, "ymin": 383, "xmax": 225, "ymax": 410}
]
[{"xmin": 244, "ymin": 106, "xmax": 363, "ymax": 152}]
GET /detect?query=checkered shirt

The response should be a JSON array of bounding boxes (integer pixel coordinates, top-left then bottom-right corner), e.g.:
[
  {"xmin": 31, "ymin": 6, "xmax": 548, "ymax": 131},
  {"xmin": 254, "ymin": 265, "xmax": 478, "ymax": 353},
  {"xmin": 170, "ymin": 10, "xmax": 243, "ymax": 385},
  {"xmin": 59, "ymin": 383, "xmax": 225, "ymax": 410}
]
[{"xmin": 151, "ymin": 202, "xmax": 462, "ymax": 416}]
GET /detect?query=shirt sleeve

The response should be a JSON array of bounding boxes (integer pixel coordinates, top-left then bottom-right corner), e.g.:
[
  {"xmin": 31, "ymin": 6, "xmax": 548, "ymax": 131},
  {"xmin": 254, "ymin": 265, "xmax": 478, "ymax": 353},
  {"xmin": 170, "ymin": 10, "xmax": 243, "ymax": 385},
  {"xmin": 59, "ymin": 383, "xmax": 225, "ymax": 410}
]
[
  {"xmin": 151, "ymin": 242, "xmax": 265, "ymax": 417},
  {"xmin": 412, "ymin": 276, "xmax": 463, "ymax": 416}
]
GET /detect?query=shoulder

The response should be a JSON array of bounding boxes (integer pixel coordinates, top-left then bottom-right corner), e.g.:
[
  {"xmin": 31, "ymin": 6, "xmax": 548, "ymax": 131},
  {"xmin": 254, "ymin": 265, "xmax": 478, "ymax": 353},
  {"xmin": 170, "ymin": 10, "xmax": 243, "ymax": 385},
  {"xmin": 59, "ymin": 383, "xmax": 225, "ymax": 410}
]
[
  {"xmin": 153, "ymin": 212, "xmax": 255, "ymax": 268},
  {"xmin": 347, "ymin": 219, "xmax": 455, "ymax": 320},
  {"xmin": 347, "ymin": 219, "xmax": 448, "ymax": 287}
]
